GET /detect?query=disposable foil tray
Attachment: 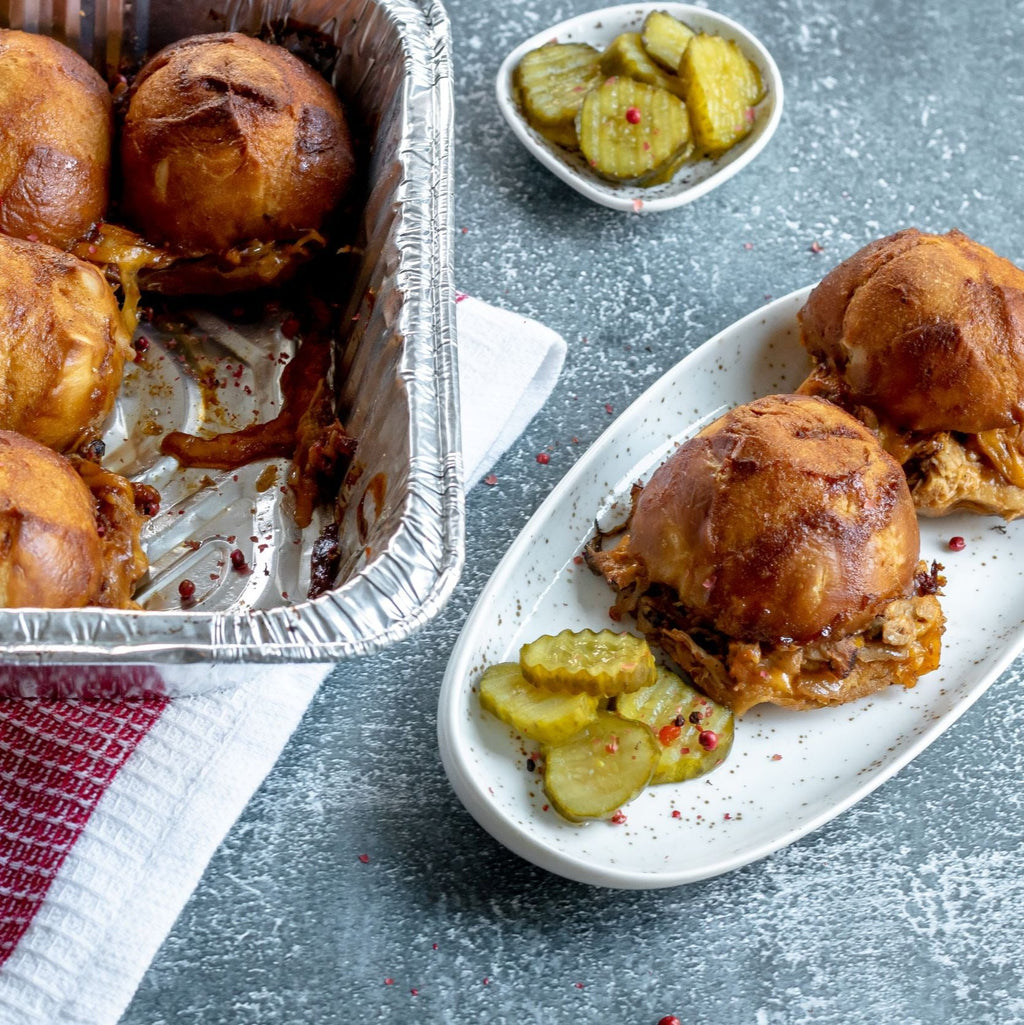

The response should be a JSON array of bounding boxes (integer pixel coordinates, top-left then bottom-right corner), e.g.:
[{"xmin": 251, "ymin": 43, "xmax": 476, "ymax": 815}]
[{"xmin": 0, "ymin": 0, "xmax": 463, "ymax": 668}]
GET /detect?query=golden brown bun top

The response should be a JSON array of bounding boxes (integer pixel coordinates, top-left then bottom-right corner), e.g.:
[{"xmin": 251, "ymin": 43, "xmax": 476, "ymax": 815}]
[
  {"xmin": 119, "ymin": 32, "xmax": 356, "ymax": 255},
  {"xmin": 0, "ymin": 234, "xmax": 132, "ymax": 452},
  {"xmin": 0, "ymin": 430, "xmax": 104, "ymax": 608},
  {"xmin": 0, "ymin": 29, "xmax": 112, "ymax": 248},
  {"xmin": 799, "ymin": 228, "xmax": 1024, "ymax": 433},
  {"xmin": 625, "ymin": 394, "xmax": 920, "ymax": 645}
]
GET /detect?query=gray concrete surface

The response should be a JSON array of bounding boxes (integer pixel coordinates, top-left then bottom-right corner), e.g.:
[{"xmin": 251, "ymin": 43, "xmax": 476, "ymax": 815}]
[{"xmin": 121, "ymin": 0, "xmax": 1024, "ymax": 1021}]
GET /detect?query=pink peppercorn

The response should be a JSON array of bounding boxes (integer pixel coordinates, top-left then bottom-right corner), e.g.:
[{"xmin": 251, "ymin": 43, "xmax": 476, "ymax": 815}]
[
  {"xmin": 948, "ymin": 535, "xmax": 966, "ymax": 551},
  {"xmin": 698, "ymin": 730, "xmax": 719, "ymax": 751},
  {"xmin": 536, "ymin": 452, "xmax": 550, "ymax": 464},
  {"xmin": 625, "ymin": 106, "xmax": 642, "ymax": 124}
]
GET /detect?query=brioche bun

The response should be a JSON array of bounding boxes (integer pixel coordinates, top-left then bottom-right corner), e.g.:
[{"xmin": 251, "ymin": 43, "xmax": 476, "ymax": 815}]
[
  {"xmin": 0, "ymin": 234, "xmax": 132, "ymax": 452},
  {"xmin": 798, "ymin": 228, "xmax": 1024, "ymax": 434},
  {"xmin": 119, "ymin": 32, "xmax": 355, "ymax": 258},
  {"xmin": 0, "ymin": 431, "xmax": 106, "ymax": 608},
  {"xmin": 625, "ymin": 393, "xmax": 920, "ymax": 645},
  {"xmin": 0, "ymin": 29, "xmax": 112, "ymax": 249}
]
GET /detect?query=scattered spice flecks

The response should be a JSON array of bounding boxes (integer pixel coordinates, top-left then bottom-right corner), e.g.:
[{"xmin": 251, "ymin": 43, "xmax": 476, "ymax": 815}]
[
  {"xmin": 358, "ymin": 853, "xmax": 370, "ymax": 864},
  {"xmin": 483, "ymin": 977, "xmax": 491, "ymax": 986},
  {"xmin": 671, "ymin": 809, "xmax": 682, "ymax": 819},
  {"xmin": 573, "ymin": 554, "xmax": 584, "ymax": 565},
  {"xmin": 411, "ymin": 988, "xmax": 419, "ymax": 996},
  {"xmin": 575, "ymin": 982, "xmax": 585, "ymax": 990},
  {"xmin": 948, "ymin": 535, "xmax": 966, "ymax": 551},
  {"xmin": 771, "ymin": 753, "xmax": 783, "ymax": 761},
  {"xmin": 483, "ymin": 474, "xmax": 498, "ymax": 486},
  {"xmin": 536, "ymin": 451, "xmax": 550, "ymax": 465},
  {"xmin": 384, "ymin": 978, "xmax": 394, "ymax": 986},
  {"xmin": 743, "ymin": 241, "xmax": 754, "ymax": 250},
  {"xmin": 604, "ymin": 403, "xmax": 614, "ymax": 415},
  {"xmin": 632, "ymin": 198, "xmax": 644, "ymax": 213},
  {"xmin": 809, "ymin": 240, "xmax": 824, "ymax": 253}
]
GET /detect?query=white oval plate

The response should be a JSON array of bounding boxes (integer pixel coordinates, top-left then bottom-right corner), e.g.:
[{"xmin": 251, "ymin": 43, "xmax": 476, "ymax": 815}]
[
  {"xmin": 439, "ymin": 286, "xmax": 1024, "ymax": 889},
  {"xmin": 495, "ymin": 3, "xmax": 784, "ymax": 213}
]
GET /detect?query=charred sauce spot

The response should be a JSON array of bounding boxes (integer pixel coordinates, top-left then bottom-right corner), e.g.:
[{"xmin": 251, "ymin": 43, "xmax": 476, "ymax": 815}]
[{"xmin": 308, "ymin": 521, "xmax": 340, "ymax": 599}]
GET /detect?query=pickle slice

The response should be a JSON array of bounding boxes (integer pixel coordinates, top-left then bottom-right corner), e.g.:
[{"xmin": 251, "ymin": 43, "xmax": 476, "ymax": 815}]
[
  {"xmin": 513, "ymin": 42, "xmax": 603, "ymax": 148},
  {"xmin": 598, "ymin": 32, "xmax": 687, "ymax": 98},
  {"xmin": 543, "ymin": 711, "xmax": 659, "ymax": 821},
  {"xmin": 641, "ymin": 11, "xmax": 696, "ymax": 73},
  {"xmin": 616, "ymin": 666, "xmax": 735, "ymax": 784},
  {"xmin": 478, "ymin": 662, "xmax": 600, "ymax": 745},
  {"xmin": 679, "ymin": 33, "xmax": 764, "ymax": 154},
  {"xmin": 520, "ymin": 628, "xmax": 657, "ymax": 697},
  {"xmin": 578, "ymin": 78, "xmax": 692, "ymax": 183},
  {"xmin": 642, "ymin": 144, "xmax": 693, "ymax": 187}
]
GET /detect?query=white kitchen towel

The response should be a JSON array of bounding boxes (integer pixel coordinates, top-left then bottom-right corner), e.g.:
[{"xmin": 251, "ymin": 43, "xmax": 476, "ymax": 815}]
[
  {"xmin": 0, "ymin": 294, "xmax": 566, "ymax": 1025},
  {"xmin": 456, "ymin": 293, "xmax": 568, "ymax": 487}
]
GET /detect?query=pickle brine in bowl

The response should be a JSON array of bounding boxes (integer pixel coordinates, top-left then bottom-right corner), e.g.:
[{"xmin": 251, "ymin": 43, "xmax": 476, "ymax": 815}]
[{"xmin": 496, "ymin": 4, "xmax": 783, "ymax": 213}]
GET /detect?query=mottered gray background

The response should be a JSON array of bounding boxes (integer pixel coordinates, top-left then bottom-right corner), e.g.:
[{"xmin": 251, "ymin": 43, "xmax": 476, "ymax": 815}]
[{"xmin": 123, "ymin": 1, "xmax": 1024, "ymax": 1022}]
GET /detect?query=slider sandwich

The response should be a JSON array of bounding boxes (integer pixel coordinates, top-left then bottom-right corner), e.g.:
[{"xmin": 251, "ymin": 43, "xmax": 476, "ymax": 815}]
[
  {"xmin": 799, "ymin": 227, "xmax": 1024, "ymax": 518},
  {"xmin": 586, "ymin": 394, "xmax": 944, "ymax": 715}
]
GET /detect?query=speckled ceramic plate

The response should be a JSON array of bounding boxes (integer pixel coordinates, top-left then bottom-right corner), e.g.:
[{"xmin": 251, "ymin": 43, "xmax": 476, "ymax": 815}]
[
  {"xmin": 495, "ymin": 3, "xmax": 783, "ymax": 213},
  {"xmin": 439, "ymin": 285, "xmax": 1024, "ymax": 889}
]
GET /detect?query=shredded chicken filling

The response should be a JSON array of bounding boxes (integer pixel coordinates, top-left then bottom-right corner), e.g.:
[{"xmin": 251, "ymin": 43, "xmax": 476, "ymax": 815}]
[{"xmin": 586, "ymin": 516, "xmax": 944, "ymax": 715}]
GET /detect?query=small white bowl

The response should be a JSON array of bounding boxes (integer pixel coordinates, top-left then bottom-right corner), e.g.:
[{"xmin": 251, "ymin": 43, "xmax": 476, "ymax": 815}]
[{"xmin": 496, "ymin": 3, "xmax": 784, "ymax": 213}]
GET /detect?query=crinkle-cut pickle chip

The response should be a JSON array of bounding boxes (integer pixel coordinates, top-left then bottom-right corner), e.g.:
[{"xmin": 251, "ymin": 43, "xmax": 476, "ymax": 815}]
[
  {"xmin": 513, "ymin": 41, "xmax": 603, "ymax": 148},
  {"xmin": 519, "ymin": 627, "xmax": 657, "ymax": 696},
  {"xmin": 578, "ymin": 78, "xmax": 692, "ymax": 183},
  {"xmin": 641, "ymin": 10, "xmax": 696, "ymax": 73},
  {"xmin": 478, "ymin": 662, "xmax": 600, "ymax": 745},
  {"xmin": 598, "ymin": 31, "xmax": 687, "ymax": 98},
  {"xmin": 543, "ymin": 711, "xmax": 660, "ymax": 822},
  {"xmin": 616, "ymin": 666, "xmax": 735, "ymax": 784},
  {"xmin": 679, "ymin": 32, "xmax": 764, "ymax": 154}
]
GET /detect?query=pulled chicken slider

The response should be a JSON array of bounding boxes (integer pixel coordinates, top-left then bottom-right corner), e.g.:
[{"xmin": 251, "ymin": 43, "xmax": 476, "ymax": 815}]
[
  {"xmin": 0, "ymin": 234, "xmax": 133, "ymax": 452},
  {"xmin": 798, "ymin": 227, "xmax": 1024, "ymax": 518},
  {"xmin": 0, "ymin": 29, "xmax": 112, "ymax": 249},
  {"xmin": 117, "ymin": 32, "xmax": 356, "ymax": 294},
  {"xmin": 585, "ymin": 394, "xmax": 944, "ymax": 715},
  {"xmin": 0, "ymin": 430, "xmax": 150, "ymax": 609}
]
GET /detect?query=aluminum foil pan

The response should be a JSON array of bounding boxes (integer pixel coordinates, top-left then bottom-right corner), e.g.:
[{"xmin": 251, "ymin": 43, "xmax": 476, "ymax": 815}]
[{"xmin": 0, "ymin": 0, "xmax": 463, "ymax": 669}]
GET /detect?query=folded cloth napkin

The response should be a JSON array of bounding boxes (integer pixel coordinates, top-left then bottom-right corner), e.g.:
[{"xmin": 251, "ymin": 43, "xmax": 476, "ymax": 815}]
[{"xmin": 0, "ymin": 296, "xmax": 566, "ymax": 1025}]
